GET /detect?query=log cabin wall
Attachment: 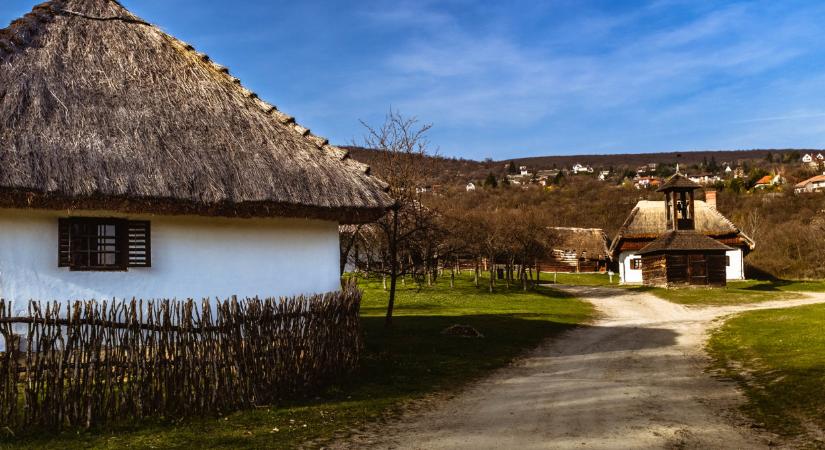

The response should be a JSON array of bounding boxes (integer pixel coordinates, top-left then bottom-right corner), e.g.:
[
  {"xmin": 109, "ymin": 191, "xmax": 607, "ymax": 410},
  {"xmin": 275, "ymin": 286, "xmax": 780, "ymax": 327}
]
[
  {"xmin": 641, "ymin": 254, "xmax": 668, "ymax": 286},
  {"xmin": 642, "ymin": 251, "xmax": 727, "ymax": 287}
]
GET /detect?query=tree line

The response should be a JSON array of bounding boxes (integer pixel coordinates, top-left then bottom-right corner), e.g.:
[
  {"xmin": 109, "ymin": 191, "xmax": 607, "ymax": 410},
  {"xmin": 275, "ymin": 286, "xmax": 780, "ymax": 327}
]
[{"xmin": 345, "ymin": 112, "xmax": 825, "ymax": 327}]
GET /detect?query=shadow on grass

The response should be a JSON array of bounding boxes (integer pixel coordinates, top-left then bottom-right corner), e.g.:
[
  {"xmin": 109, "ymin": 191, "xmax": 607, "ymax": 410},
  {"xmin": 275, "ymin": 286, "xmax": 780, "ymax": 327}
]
[
  {"xmin": 0, "ymin": 314, "xmax": 678, "ymax": 449},
  {"xmin": 739, "ymin": 280, "xmax": 794, "ymax": 292},
  {"xmin": 355, "ymin": 314, "xmax": 678, "ymax": 393}
]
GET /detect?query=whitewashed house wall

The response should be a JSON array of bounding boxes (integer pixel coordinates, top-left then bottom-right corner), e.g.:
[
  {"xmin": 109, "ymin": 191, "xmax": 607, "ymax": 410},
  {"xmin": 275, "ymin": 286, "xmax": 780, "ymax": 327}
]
[
  {"xmin": 618, "ymin": 251, "xmax": 643, "ymax": 284},
  {"xmin": 0, "ymin": 208, "xmax": 341, "ymax": 314},
  {"xmin": 725, "ymin": 249, "xmax": 745, "ymax": 280}
]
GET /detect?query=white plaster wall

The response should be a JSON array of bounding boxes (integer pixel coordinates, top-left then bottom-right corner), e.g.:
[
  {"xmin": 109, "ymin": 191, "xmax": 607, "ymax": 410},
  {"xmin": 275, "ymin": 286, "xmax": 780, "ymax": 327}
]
[
  {"xmin": 0, "ymin": 208, "xmax": 341, "ymax": 314},
  {"xmin": 619, "ymin": 251, "xmax": 643, "ymax": 284},
  {"xmin": 726, "ymin": 249, "xmax": 744, "ymax": 280}
]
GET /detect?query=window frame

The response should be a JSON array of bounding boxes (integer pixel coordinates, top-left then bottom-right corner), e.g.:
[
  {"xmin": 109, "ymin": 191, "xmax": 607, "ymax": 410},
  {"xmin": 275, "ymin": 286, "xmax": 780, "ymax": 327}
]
[
  {"xmin": 630, "ymin": 258, "xmax": 642, "ymax": 270},
  {"xmin": 58, "ymin": 217, "xmax": 151, "ymax": 272}
]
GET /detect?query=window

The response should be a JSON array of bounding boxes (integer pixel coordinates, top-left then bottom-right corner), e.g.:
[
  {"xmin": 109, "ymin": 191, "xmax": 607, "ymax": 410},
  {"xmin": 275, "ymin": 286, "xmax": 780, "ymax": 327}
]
[
  {"xmin": 726, "ymin": 255, "xmax": 731, "ymax": 267},
  {"xmin": 630, "ymin": 258, "xmax": 642, "ymax": 270},
  {"xmin": 58, "ymin": 218, "xmax": 151, "ymax": 271}
]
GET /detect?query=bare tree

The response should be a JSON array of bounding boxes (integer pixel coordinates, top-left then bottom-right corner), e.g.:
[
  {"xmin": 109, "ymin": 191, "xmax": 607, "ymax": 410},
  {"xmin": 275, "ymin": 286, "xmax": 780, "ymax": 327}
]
[{"xmin": 359, "ymin": 111, "xmax": 434, "ymax": 328}]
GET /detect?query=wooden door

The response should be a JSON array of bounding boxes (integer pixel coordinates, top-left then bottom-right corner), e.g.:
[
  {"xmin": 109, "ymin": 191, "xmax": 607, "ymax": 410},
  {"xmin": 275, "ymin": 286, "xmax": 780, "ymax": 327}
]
[{"xmin": 688, "ymin": 254, "xmax": 708, "ymax": 285}]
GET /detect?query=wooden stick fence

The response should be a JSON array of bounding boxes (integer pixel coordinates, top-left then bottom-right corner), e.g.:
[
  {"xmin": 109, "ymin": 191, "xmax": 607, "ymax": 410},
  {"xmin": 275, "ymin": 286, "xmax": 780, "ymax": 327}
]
[{"xmin": 0, "ymin": 284, "xmax": 362, "ymax": 431}]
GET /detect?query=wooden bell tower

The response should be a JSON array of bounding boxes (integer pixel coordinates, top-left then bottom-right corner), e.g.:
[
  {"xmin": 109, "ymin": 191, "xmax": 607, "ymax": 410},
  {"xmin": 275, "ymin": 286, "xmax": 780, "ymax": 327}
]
[
  {"xmin": 661, "ymin": 174, "xmax": 698, "ymax": 231},
  {"xmin": 637, "ymin": 172, "xmax": 732, "ymax": 288}
]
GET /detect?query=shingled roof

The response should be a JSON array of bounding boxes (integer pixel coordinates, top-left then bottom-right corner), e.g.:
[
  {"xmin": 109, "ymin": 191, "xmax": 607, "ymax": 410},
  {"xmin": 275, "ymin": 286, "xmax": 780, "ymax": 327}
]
[
  {"xmin": 609, "ymin": 200, "xmax": 755, "ymax": 255},
  {"xmin": 637, "ymin": 230, "xmax": 733, "ymax": 255},
  {"xmin": 656, "ymin": 173, "xmax": 701, "ymax": 192},
  {"xmin": 0, "ymin": 0, "xmax": 393, "ymax": 223}
]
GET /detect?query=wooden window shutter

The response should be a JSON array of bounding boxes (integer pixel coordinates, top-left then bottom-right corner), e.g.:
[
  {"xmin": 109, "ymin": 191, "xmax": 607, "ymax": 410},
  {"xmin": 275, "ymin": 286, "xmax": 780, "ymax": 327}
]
[
  {"xmin": 58, "ymin": 218, "xmax": 71, "ymax": 267},
  {"xmin": 126, "ymin": 221, "xmax": 151, "ymax": 267}
]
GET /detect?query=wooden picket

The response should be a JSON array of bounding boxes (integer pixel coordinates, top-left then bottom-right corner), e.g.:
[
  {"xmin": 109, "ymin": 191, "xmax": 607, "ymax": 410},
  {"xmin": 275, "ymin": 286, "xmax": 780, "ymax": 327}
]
[{"xmin": 0, "ymin": 284, "xmax": 362, "ymax": 431}]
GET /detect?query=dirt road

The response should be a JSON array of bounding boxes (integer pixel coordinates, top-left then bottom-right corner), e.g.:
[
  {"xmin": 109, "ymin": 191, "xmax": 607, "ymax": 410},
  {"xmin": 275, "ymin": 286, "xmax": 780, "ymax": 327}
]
[{"xmin": 340, "ymin": 286, "xmax": 825, "ymax": 450}]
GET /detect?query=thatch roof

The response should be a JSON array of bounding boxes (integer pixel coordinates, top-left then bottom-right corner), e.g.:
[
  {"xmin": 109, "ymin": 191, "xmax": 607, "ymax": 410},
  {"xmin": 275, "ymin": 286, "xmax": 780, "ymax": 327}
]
[
  {"xmin": 657, "ymin": 173, "xmax": 700, "ymax": 192},
  {"xmin": 0, "ymin": 0, "xmax": 393, "ymax": 223},
  {"xmin": 609, "ymin": 200, "xmax": 755, "ymax": 255},
  {"xmin": 549, "ymin": 227, "xmax": 610, "ymax": 259},
  {"xmin": 637, "ymin": 230, "xmax": 733, "ymax": 255}
]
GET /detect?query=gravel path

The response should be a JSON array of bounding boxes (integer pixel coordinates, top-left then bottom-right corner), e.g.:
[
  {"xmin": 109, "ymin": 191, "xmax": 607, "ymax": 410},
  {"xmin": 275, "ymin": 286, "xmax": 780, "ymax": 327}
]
[{"xmin": 337, "ymin": 286, "xmax": 825, "ymax": 450}]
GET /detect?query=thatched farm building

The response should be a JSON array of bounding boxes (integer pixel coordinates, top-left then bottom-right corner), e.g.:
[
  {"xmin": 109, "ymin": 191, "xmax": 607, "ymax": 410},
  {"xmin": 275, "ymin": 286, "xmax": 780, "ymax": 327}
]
[
  {"xmin": 609, "ymin": 188, "xmax": 754, "ymax": 285},
  {"xmin": 0, "ymin": 0, "xmax": 393, "ymax": 308},
  {"xmin": 540, "ymin": 227, "xmax": 610, "ymax": 273}
]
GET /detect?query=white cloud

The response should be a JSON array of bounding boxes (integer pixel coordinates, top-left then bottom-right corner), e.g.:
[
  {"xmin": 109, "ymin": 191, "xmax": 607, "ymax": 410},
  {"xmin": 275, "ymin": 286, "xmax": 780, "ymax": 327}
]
[{"xmin": 338, "ymin": 1, "xmax": 825, "ymax": 156}]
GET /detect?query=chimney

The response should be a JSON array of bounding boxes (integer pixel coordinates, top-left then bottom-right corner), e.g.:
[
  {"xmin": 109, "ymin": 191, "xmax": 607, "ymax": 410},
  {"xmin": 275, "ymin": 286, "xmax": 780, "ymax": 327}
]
[{"xmin": 705, "ymin": 190, "xmax": 717, "ymax": 210}]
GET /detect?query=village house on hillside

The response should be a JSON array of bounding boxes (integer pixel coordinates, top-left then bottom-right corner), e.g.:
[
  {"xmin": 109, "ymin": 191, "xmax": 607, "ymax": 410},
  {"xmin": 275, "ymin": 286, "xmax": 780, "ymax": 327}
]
[
  {"xmin": 687, "ymin": 173, "xmax": 722, "ymax": 185},
  {"xmin": 0, "ymin": 0, "xmax": 392, "ymax": 310},
  {"xmin": 540, "ymin": 227, "xmax": 610, "ymax": 273},
  {"xmin": 572, "ymin": 163, "xmax": 594, "ymax": 174},
  {"xmin": 802, "ymin": 153, "xmax": 824, "ymax": 166},
  {"xmin": 754, "ymin": 174, "xmax": 783, "ymax": 189},
  {"xmin": 609, "ymin": 192, "xmax": 754, "ymax": 284},
  {"xmin": 795, "ymin": 174, "xmax": 825, "ymax": 193}
]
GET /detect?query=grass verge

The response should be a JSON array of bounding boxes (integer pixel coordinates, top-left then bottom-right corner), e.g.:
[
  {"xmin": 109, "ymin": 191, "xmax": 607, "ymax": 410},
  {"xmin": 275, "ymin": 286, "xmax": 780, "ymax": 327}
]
[
  {"xmin": 629, "ymin": 283, "xmax": 800, "ymax": 306},
  {"xmin": 707, "ymin": 303, "xmax": 825, "ymax": 446},
  {"xmin": 1, "ymin": 273, "xmax": 592, "ymax": 449},
  {"xmin": 540, "ymin": 272, "xmax": 620, "ymax": 287},
  {"xmin": 633, "ymin": 280, "xmax": 825, "ymax": 306},
  {"xmin": 544, "ymin": 273, "xmax": 825, "ymax": 306}
]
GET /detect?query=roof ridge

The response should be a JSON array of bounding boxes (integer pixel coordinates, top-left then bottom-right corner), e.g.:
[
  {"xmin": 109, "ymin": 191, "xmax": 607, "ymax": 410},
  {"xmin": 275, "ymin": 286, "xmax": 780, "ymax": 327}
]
[
  {"xmin": 608, "ymin": 203, "xmax": 641, "ymax": 254},
  {"xmin": 700, "ymin": 200, "xmax": 740, "ymax": 233},
  {"xmin": 0, "ymin": 3, "xmax": 56, "ymax": 61},
  {"xmin": 156, "ymin": 33, "xmax": 379, "ymax": 181}
]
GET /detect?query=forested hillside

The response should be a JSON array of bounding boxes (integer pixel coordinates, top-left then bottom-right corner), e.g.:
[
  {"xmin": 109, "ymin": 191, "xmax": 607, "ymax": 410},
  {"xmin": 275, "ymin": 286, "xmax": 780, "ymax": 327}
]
[{"xmin": 347, "ymin": 147, "xmax": 825, "ymax": 280}]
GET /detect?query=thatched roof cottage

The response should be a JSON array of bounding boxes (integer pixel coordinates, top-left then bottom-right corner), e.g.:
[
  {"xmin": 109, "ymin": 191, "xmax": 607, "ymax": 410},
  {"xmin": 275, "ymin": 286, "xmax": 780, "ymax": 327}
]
[
  {"xmin": 0, "ymin": 0, "xmax": 393, "ymax": 308},
  {"xmin": 609, "ymin": 192, "xmax": 754, "ymax": 284},
  {"xmin": 540, "ymin": 227, "xmax": 610, "ymax": 273}
]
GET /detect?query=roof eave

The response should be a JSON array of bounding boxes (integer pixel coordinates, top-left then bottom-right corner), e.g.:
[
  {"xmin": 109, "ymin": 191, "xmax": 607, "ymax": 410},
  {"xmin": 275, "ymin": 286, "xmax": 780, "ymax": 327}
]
[{"xmin": 0, "ymin": 189, "xmax": 392, "ymax": 224}]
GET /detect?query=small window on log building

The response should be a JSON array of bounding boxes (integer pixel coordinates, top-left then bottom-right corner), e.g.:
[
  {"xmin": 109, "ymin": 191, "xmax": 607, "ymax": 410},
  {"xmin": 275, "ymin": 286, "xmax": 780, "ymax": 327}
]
[
  {"xmin": 630, "ymin": 259, "xmax": 642, "ymax": 270},
  {"xmin": 58, "ymin": 218, "xmax": 151, "ymax": 271}
]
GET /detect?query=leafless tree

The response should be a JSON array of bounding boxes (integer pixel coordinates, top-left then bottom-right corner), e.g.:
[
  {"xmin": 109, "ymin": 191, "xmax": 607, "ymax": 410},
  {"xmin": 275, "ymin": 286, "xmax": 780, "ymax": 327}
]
[{"xmin": 359, "ymin": 110, "xmax": 435, "ymax": 328}]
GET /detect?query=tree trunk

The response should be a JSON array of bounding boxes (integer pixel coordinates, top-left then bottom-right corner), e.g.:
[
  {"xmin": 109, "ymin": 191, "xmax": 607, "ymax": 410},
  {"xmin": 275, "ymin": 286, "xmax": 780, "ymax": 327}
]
[
  {"xmin": 386, "ymin": 208, "xmax": 400, "ymax": 328},
  {"xmin": 503, "ymin": 264, "xmax": 508, "ymax": 288},
  {"xmin": 522, "ymin": 264, "xmax": 528, "ymax": 291},
  {"xmin": 474, "ymin": 258, "xmax": 480, "ymax": 287},
  {"xmin": 536, "ymin": 261, "xmax": 541, "ymax": 286},
  {"xmin": 489, "ymin": 254, "xmax": 495, "ymax": 293}
]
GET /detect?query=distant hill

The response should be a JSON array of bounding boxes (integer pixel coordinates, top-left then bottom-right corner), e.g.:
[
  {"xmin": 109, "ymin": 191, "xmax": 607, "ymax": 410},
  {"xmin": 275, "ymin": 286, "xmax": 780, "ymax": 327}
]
[
  {"xmin": 506, "ymin": 149, "xmax": 813, "ymax": 170},
  {"xmin": 345, "ymin": 147, "xmax": 820, "ymax": 185}
]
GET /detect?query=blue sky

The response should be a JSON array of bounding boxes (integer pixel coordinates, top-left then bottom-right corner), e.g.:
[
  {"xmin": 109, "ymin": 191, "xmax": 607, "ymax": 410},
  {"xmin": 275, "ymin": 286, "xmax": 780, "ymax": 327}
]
[{"xmin": 3, "ymin": 0, "xmax": 825, "ymax": 159}]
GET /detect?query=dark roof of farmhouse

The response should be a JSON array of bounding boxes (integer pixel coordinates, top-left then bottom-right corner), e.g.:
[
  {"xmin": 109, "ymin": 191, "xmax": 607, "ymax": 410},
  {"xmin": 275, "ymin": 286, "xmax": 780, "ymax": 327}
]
[
  {"xmin": 0, "ymin": 0, "xmax": 393, "ymax": 223},
  {"xmin": 549, "ymin": 227, "xmax": 610, "ymax": 258},
  {"xmin": 656, "ymin": 173, "xmax": 701, "ymax": 192},
  {"xmin": 637, "ymin": 230, "xmax": 733, "ymax": 255},
  {"xmin": 608, "ymin": 200, "xmax": 755, "ymax": 254}
]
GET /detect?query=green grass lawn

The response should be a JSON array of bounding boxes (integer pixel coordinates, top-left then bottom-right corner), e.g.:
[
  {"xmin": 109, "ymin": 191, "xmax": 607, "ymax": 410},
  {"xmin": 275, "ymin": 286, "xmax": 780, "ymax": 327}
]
[
  {"xmin": 544, "ymin": 272, "xmax": 825, "ymax": 306},
  {"xmin": 633, "ymin": 280, "xmax": 825, "ymax": 306},
  {"xmin": 1, "ymin": 273, "xmax": 592, "ymax": 449},
  {"xmin": 541, "ymin": 272, "xmax": 620, "ymax": 286},
  {"xmin": 708, "ymin": 303, "xmax": 825, "ymax": 446}
]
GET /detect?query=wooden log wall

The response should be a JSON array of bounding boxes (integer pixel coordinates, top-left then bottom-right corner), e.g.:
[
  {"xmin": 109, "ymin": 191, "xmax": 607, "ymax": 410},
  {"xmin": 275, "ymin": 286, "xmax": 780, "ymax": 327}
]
[{"xmin": 0, "ymin": 284, "xmax": 362, "ymax": 431}]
